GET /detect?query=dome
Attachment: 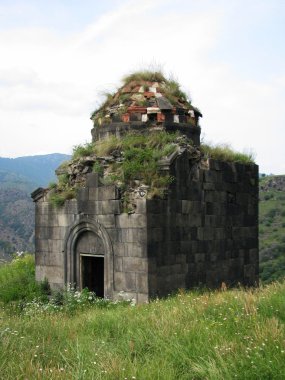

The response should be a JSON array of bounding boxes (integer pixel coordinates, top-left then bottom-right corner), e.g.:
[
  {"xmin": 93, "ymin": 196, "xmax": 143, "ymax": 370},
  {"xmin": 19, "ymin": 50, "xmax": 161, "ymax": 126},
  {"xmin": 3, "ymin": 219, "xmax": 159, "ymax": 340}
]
[{"xmin": 91, "ymin": 71, "xmax": 202, "ymax": 145}]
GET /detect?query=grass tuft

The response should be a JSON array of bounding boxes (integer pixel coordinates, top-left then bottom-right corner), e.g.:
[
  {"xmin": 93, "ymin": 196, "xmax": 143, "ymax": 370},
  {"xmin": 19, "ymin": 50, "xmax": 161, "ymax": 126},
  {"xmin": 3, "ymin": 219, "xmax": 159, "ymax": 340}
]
[
  {"xmin": 122, "ymin": 70, "xmax": 167, "ymax": 84},
  {"xmin": 201, "ymin": 143, "xmax": 255, "ymax": 164},
  {"xmin": 72, "ymin": 142, "xmax": 95, "ymax": 160}
]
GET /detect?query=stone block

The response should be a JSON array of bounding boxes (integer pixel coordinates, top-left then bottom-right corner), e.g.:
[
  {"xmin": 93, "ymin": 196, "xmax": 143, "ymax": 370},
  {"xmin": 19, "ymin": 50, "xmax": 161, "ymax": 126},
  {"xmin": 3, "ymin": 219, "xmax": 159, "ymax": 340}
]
[
  {"xmin": 98, "ymin": 186, "xmax": 118, "ymax": 200},
  {"xmin": 36, "ymin": 265, "xmax": 64, "ymax": 284},
  {"xmin": 205, "ymin": 215, "xmax": 227, "ymax": 227},
  {"xmin": 120, "ymin": 228, "xmax": 147, "ymax": 243},
  {"xmin": 209, "ymin": 159, "xmax": 222, "ymax": 171},
  {"xmin": 135, "ymin": 199, "xmax": 146, "ymax": 214},
  {"xmin": 203, "ymin": 170, "xmax": 221, "ymax": 183},
  {"xmin": 101, "ymin": 200, "xmax": 121, "ymax": 215},
  {"xmin": 147, "ymin": 228, "xmax": 164, "ymax": 242},
  {"xmin": 114, "ymin": 257, "xmax": 123, "ymax": 271},
  {"xmin": 127, "ymin": 242, "xmax": 147, "ymax": 257},
  {"xmin": 147, "ymin": 200, "xmax": 167, "ymax": 214},
  {"xmin": 148, "ymin": 274, "xmax": 157, "ymax": 293},
  {"xmin": 123, "ymin": 257, "xmax": 147, "ymax": 272},
  {"xmin": 174, "ymin": 273, "xmax": 186, "ymax": 288},
  {"xmin": 137, "ymin": 293, "xmax": 149, "ymax": 304},
  {"xmin": 77, "ymin": 188, "xmax": 89, "ymax": 202},
  {"xmin": 114, "ymin": 272, "xmax": 136, "ymax": 292},
  {"xmin": 136, "ymin": 273, "xmax": 148, "ymax": 293},
  {"xmin": 214, "ymin": 228, "xmax": 227, "ymax": 240},
  {"xmin": 86, "ymin": 173, "xmax": 99, "ymax": 187},
  {"xmin": 204, "ymin": 191, "xmax": 227, "ymax": 203},
  {"xmin": 187, "ymin": 214, "xmax": 203, "ymax": 227},
  {"xmin": 197, "ymin": 227, "xmax": 214, "ymax": 240},
  {"xmin": 88, "ymin": 187, "xmax": 99, "ymax": 201},
  {"xmin": 181, "ymin": 200, "xmax": 202, "ymax": 214},
  {"xmin": 116, "ymin": 213, "xmax": 147, "ymax": 228},
  {"xmin": 112, "ymin": 242, "xmax": 128, "ymax": 257},
  {"xmin": 57, "ymin": 213, "xmax": 75, "ymax": 227},
  {"xmin": 186, "ymin": 187, "xmax": 204, "ymax": 201},
  {"xmin": 206, "ymin": 202, "xmax": 227, "ymax": 216},
  {"xmin": 175, "ymin": 254, "xmax": 187, "ymax": 264},
  {"xmin": 195, "ymin": 253, "xmax": 205, "ymax": 262},
  {"xmin": 159, "ymin": 266, "xmax": 173, "ymax": 276},
  {"xmin": 65, "ymin": 199, "xmax": 78, "ymax": 214},
  {"xmin": 106, "ymin": 228, "xmax": 119, "ymax": 242},
  {"xmin": 96, "ymin": 214, "xmax": 115, "ymax": 228},
  {"xmin": 48, "ymin": 239, "xmax": 63, "ymax": 253},
  {"xmin": 249, "ymin": 248, "xmax": 258, "ymax": 263},
  {"xmin": 202, "ymin": 182, "xmax": 216, "ymax": 191}
]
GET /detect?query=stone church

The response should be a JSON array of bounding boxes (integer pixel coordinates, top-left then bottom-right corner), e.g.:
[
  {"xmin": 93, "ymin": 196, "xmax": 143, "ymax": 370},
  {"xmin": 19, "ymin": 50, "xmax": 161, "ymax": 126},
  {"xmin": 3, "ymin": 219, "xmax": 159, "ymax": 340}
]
[{"xmin": 32, "ymin": 72, "xmax": 259, "ymax": 303}]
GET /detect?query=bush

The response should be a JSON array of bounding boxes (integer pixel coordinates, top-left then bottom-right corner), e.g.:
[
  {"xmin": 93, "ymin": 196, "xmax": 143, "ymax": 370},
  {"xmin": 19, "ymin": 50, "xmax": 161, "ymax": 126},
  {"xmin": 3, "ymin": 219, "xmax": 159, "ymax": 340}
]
[
  {"xmin": 49, "ymin": 188, "xmax": 76, "ymax": 208},
  {"xmin": 0, "ymin": 255, "xmax": 48, "ymax": 304},
  {"xmin": 72, "ymin": 142, "xmax": 94, "ymax": 160}
]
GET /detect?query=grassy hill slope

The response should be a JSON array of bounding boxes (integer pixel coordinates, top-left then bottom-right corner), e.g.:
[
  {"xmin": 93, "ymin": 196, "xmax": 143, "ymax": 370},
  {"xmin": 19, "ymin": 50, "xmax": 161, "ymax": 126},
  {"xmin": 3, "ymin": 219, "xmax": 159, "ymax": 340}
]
[
  {"xmin": 0, "ymin": 256, "xmax": 285, "ymax": 380},
  {"xmin": 259, "ymin": 175, "xmax": 285, "ymax": 283}
]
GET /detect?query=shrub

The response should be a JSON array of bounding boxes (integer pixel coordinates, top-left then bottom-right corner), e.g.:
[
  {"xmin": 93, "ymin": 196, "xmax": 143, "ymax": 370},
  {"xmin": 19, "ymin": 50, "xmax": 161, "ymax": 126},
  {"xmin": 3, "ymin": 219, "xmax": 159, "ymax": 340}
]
[
  {"xmin": 72, "ymin": 142, "xmax": 94, "ymax": 160},
  {"xmin": 0, "ymin": 254, "xmax": 48, "ymax": 304},
  {"xmin": 49, "ymin": 188, "xmax": 76, "ymax": 208}
]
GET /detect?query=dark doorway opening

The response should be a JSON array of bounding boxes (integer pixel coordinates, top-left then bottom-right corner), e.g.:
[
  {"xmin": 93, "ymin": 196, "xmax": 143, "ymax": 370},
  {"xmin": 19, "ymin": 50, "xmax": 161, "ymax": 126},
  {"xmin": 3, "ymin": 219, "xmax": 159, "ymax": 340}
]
[{"xmin": 81, "ymin": 255, "xmax": 104, "ymax": 297}]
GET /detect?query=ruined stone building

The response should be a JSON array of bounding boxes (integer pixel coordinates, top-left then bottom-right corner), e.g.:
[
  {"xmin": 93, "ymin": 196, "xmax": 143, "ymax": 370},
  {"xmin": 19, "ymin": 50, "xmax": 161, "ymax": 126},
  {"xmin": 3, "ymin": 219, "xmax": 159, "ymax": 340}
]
[{"xmin": 32, "ymin": 72, "xmax": 259, "ymax": 303}]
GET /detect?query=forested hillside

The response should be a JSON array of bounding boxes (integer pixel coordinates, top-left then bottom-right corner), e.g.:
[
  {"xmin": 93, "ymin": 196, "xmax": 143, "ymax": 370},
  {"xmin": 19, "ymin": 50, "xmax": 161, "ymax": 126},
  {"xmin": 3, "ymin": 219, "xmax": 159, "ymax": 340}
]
[
  {"xmin": 0, "ymin": 154, "xmax": 70, "ymax": 260},
  {"xmin": 259, "ymin": 175, "xmax": 285, "ymax": 283}
]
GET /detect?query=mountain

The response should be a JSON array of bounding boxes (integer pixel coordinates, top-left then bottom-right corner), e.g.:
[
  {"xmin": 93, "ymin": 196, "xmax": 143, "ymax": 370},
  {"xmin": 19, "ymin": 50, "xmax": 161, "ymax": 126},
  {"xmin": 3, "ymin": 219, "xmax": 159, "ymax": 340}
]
[
  {"xmin": 0, "ymin": 153, "xmax": 70, "ymax": 260},
  {"xmin": 0, "ymin": 153, "xmax": 70, "ymax": 188},
  {"xmin": 259, "ymin": 175, "xmax": 285, "ymax": 283}
]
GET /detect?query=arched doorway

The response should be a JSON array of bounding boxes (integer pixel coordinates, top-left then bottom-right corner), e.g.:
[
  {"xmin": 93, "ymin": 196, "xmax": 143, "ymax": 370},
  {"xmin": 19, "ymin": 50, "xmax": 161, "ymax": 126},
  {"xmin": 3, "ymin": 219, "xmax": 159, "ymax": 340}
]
[
  {"xmin": 64, "ymin": 216, "xmax": 114, "ymax": 298},
  {"xmin": 75, "ymin": 230, "xmax": 104, "ymax": 297}
]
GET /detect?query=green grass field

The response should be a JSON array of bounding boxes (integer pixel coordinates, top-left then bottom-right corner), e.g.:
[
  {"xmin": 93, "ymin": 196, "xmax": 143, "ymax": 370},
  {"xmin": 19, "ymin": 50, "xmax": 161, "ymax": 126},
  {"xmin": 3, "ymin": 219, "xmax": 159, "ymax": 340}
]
[{"xmin": 1, "ymin": 256, "xmax": 285, "ymax": 379}]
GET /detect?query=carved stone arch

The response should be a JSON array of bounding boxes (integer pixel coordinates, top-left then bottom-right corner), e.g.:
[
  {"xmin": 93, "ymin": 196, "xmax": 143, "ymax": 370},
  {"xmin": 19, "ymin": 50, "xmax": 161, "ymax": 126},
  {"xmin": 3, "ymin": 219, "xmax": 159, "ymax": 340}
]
[{"xmin": 64, "ymin": 215, "xmax": 114, "ymax": 298}]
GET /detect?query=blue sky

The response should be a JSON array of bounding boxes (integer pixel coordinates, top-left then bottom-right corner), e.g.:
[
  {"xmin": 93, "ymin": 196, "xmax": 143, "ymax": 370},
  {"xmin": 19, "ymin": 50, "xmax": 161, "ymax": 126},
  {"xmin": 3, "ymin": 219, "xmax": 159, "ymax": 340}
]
[{"xmin": 0, "ymin": 0, "xmax": 284, "ymax": 174}]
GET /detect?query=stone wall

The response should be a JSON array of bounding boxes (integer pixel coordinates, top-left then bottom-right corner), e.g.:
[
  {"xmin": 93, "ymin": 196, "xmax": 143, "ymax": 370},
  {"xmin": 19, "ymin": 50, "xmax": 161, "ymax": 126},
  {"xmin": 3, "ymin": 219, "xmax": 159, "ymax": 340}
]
[
  {"xmin": 35, "ymin": 198, "xmax": 77, "ymax": 289},
  {"xmin": 147, "ymin": 152, "xmax": 259, "ymax": 297},
  {"xmin": 34, "ymin": 154, "xmax": 258, "ymax": 302},
  {"xmin": 35, "ymin": 173, "xmax": 149, "ymax": 303},
  {"xmin": 91, "ymin": 122, "xmax": 201, "ymax": 145}
]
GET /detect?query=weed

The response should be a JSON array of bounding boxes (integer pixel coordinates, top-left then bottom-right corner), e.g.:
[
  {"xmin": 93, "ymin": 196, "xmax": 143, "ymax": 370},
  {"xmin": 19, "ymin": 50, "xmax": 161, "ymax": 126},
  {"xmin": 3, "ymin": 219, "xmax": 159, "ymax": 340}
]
[{"xmin": 72, "ymin": 142, "xmax": 94, "ymax": 160}]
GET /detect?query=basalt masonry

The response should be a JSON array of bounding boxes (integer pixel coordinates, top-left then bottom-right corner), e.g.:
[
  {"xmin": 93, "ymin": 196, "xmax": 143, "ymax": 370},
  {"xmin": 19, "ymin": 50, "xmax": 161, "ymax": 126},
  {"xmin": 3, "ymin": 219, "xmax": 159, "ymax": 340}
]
[
  {"xmin": 32, "ymin": 155, "xmax": 258, "ymax": 303},
  {"xmin": 32, "ymin": 72, "xmax": 258, "ymax": 303}
]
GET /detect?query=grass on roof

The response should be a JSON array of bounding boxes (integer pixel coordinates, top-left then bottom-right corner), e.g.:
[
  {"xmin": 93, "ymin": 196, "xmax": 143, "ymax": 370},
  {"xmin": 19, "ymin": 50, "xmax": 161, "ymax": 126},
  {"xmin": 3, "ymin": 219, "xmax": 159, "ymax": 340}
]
[
  {"xmin": 200, "ymin": 143, "xmax": 255, "ymax": 164},
  {"xmin": 122, "ymin": 70, "xmax": 167, "ymax": 84}
]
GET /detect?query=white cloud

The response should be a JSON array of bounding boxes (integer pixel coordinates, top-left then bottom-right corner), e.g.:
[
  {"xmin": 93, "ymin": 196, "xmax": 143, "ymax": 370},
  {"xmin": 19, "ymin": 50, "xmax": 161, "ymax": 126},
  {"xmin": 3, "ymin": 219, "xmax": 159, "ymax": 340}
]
[{"xmin": 0, "ymin": 0, "xmax": 284, "ymax": 174}]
